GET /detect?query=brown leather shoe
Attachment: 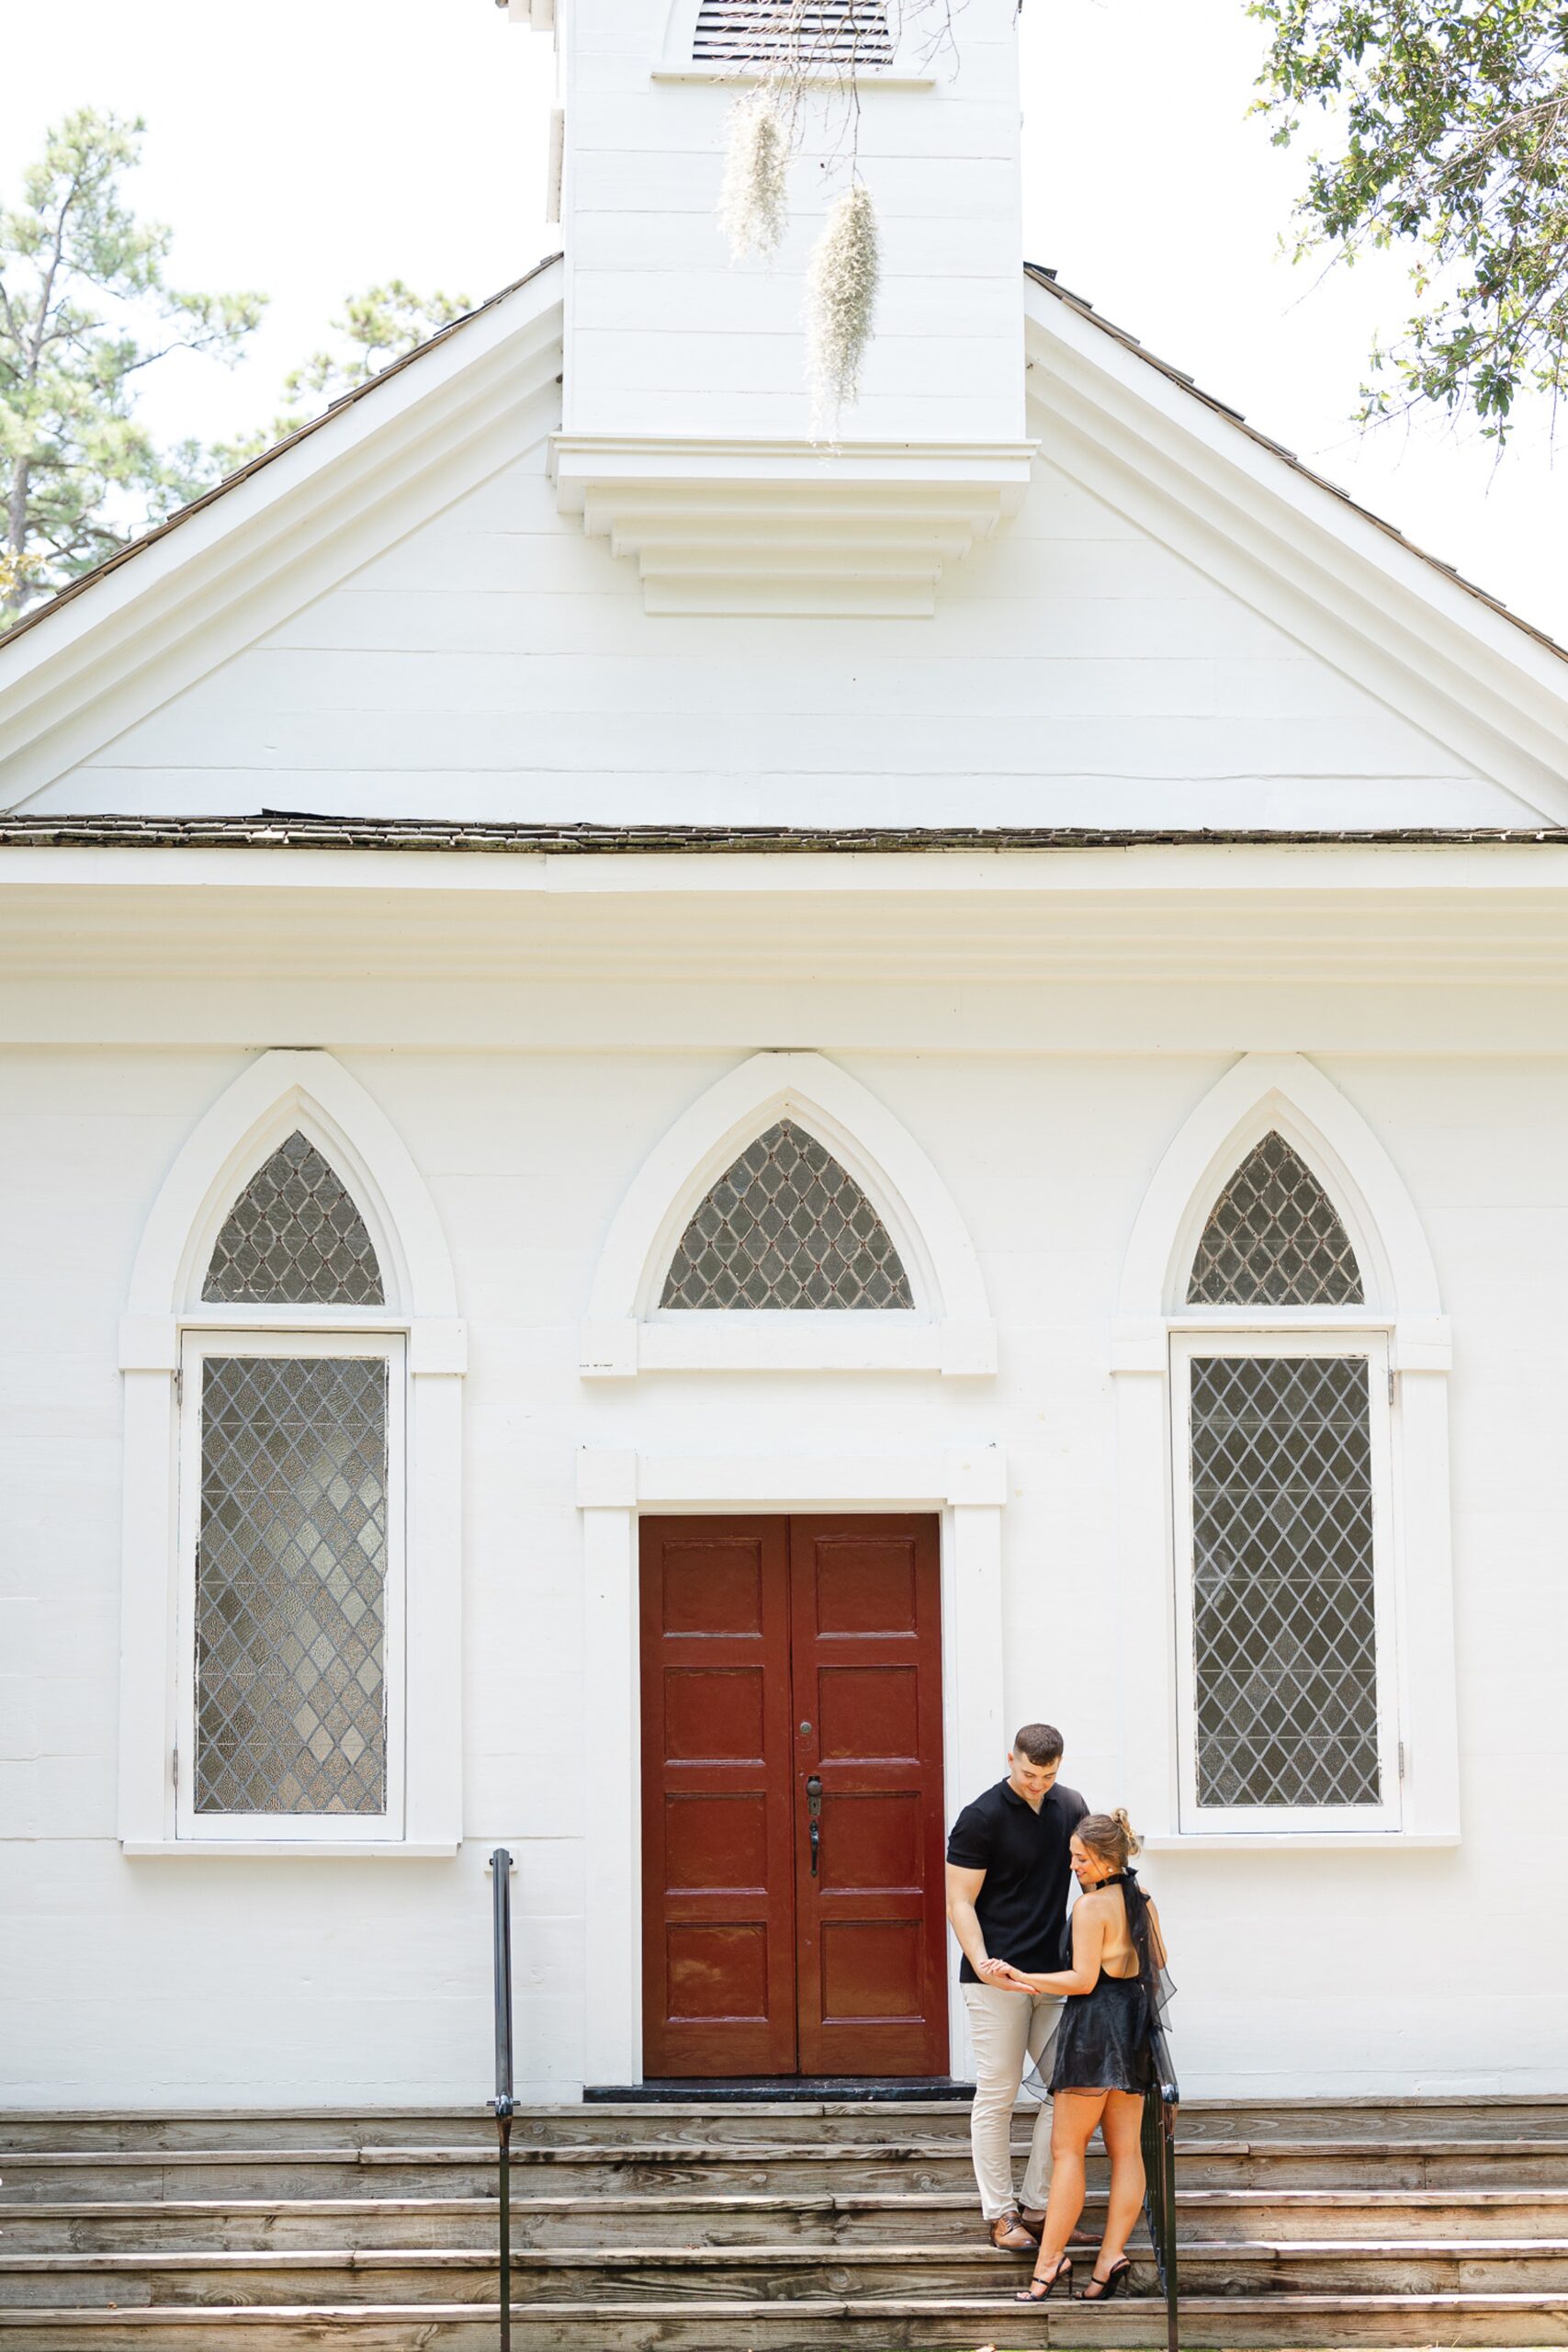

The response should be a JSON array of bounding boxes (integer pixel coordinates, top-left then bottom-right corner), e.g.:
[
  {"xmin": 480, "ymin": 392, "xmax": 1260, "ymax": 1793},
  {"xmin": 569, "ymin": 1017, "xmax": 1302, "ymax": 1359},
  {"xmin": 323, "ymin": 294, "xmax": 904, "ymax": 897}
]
[
  {"xmin": 988, "ymin": 2209, "xmax": 1041, "ymax": 2250},
  {"xmin": 1022, "ymin": 2210, "xmax": 1098, "ymax": 2248}
]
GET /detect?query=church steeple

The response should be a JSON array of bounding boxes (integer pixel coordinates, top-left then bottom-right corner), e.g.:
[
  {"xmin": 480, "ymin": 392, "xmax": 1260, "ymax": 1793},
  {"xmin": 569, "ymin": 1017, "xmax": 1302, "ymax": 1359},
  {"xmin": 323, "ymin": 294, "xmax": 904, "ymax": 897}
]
[{"xmin": 509, "ymin": 0, "xmax": 1034, "ymax": 613}]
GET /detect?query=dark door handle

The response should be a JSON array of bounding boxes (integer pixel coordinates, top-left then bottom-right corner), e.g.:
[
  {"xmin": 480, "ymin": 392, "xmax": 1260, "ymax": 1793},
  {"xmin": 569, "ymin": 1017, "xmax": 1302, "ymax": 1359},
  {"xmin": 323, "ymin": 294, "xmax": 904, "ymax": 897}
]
[{"xmin": 806, "ymin": 1773, "xmax": 822, "ymax": 1877}]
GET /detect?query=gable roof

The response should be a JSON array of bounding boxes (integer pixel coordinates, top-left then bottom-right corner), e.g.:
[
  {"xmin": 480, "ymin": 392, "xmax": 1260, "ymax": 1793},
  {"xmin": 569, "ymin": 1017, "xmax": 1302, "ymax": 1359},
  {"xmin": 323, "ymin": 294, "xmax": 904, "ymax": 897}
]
[
  {"xmin": 1, "ymin": 813, "xmax": 1562, "ymax": 853},
  {"xmin": 1025, "ymin": 265, "xmax": 1565, "ymax": 670},
  {"xmin": 10, "ymin": 253, "xmax": 1551, "ymax": 675},
  {"xmin": 0, "ymin": 254, "xmax": 566, "ymax": 811},
  {"xmin": 1021, "ymin": 267, "xmax": 1568, "ymax": 826},
  {"xmin": 4, "ymin": 248, "xmax": 1568, "ymax": 829},
  {"xmin": 0, "ymin": 256, "xmax": 563, "ymax": 656}
]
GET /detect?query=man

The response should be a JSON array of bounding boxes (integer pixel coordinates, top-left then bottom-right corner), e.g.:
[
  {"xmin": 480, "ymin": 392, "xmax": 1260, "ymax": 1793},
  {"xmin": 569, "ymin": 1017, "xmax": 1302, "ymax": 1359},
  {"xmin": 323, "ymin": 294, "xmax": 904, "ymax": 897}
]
[{"xmin": 945, "ymin": 1723, "xmax": 1090, "ymax": 2250}]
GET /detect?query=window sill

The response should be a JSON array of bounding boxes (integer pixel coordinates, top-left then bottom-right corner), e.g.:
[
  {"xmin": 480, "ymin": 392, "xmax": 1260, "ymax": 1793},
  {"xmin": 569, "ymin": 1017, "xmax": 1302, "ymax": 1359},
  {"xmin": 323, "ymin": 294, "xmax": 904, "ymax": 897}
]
[
  {"xmin": 580, "ymin": 1315, "xmax": 996, "ymax": 1378},
  {"xmin": 122, "ymin": 1840, "xmax": 462, "ymax": 1860},
  {"xmin": 1142, "ymin": 1832, "xmax": 1459, "ymax": 1853}
]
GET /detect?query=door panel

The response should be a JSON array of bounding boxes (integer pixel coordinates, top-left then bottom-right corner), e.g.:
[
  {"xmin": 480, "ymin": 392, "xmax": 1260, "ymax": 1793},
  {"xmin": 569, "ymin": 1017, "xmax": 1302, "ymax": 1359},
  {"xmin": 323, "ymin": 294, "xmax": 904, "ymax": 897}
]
[
  {"xmin": 640, "ymin": 1512, "xmax": 946, "ymax": 2079},
  {"xmin": 818, "ymin": 1664, "xmax": 921, "ymax": 1758},
  {"xmin": 790, "ymin": 1517, "xmax": 948, "ymax": 2076},
  {"xmin": 821, "ymin": 1918, "xmax": 923, "ymax": 2018},
  {"xmin": 640, "ymin": 1519, "xmax": 797, "ymax": 2077},
  {"xmin": 662, "ymin": 1793, "xmax": 770, "ymax": 1891},
  {"xmin": 820, "ymin": 1791, "xmax": 922, "ymax": 1888}
]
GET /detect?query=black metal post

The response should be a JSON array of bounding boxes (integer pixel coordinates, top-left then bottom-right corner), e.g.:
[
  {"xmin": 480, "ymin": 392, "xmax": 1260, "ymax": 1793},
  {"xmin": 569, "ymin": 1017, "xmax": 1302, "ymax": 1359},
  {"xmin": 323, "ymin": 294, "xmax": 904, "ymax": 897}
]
[
  {"xmin": 1141, "ymin": 2022, "xmax": 1179, "ymax": 2352},
  {"xmin": 1161, "ymin": 2096, "xmax": 1179, "ymax": 2352},
  {"xmin": 491, "ymin": 1849, "xmax": 514, "ymax": 2352}
]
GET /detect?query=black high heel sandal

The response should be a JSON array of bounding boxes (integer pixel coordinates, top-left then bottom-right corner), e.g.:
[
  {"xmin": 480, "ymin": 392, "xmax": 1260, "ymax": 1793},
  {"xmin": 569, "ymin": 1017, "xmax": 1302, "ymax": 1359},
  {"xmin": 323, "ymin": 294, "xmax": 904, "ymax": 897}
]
[
  {"xmin": 1014, "ymin": 2254, "xmax": 1073, "ymax": 2303},
  {"xmin": 1080, "ymin": 2256, "xmax": 1131, "ymax": 2303}
]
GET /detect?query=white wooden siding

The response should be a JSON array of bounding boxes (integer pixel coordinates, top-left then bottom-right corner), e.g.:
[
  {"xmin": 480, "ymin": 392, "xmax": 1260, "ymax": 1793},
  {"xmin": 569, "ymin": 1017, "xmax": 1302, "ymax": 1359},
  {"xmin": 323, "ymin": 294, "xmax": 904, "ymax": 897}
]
[
  {"xmin": 563, "ymin": 0, "xmax": 1027, "ymax": 444},
  {"xmin": 3, "ymin": 1028, "xmax": 1566, "ymax": 2101},
  {"xmin": 29, "ymin": 435, "xmax": 1528, "ymax": 827}
]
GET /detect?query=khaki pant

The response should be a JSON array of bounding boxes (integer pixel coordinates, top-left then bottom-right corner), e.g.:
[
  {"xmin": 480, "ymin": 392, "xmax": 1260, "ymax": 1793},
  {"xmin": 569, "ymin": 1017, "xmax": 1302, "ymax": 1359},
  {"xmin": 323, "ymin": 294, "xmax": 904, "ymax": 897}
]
[{"xmin": 962, "ymin": 1982, "xmax": 1066, "ymax": 2220}]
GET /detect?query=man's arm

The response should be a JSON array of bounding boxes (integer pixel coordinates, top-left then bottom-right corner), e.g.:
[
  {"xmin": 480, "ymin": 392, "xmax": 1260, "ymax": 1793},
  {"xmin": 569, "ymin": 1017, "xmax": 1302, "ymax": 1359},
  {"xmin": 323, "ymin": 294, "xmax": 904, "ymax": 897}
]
[
  {"xmin": 987, "ymin": 1891, "xmax": 1107, "ymax": 1997},
  {"xmin": 946, "ymin": 1860, "xmax": 1007, "ymax": 1980}
]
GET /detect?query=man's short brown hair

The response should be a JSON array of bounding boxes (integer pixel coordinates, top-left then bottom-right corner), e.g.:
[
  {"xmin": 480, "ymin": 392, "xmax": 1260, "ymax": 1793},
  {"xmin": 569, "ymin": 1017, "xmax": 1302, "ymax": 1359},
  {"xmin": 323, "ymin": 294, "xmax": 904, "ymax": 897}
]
[{"xmin": 1012, "ymin": 1722, "xmax": 1064, "ymax": 1766}]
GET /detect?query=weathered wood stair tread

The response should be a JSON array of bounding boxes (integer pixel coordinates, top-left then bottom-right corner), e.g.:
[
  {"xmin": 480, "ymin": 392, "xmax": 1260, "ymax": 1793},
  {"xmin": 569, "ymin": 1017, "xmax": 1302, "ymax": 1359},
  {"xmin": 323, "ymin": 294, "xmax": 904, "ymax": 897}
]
[
  {"xmin": 3, "ymin": 2290, "xmax": 1568, "ymax": 2348},
  {"xmin": 7, "ymin": 2236, "xmax": 1568, "ymax": 2263},
  {"xmin": 15, "ymin": 2184, "xmax": 1568, "ymax": 2213},
  {"xmin": 6, "ymin": 2097, "xmax": 1564, "ymax": 2132},
  {"xmin": 16, "ymin": 2188, "xmax": 1568, "ymax": 2257},
  {"xmin": 5, "ymin": 2292, "xmax": 1568, "ymax": 2312},
  {"xmin": 3, "ymin": 2236, "xmax": 1561, "ymax": 2271},
  {"xmin": 6, "ymin": 2238, "xmax": 1567, "ymax": 2312},
  {"xmin": 7, "ymin": 2098, "xmax": 1563, "ymax": 2345},
  {"xmin": 11, "ymin": 2133, "xmax": 1567, "ymax": 2164},
  {"xmin": 26, "ymin": 2242, "xmax": 1095, "ymax": 2268}
]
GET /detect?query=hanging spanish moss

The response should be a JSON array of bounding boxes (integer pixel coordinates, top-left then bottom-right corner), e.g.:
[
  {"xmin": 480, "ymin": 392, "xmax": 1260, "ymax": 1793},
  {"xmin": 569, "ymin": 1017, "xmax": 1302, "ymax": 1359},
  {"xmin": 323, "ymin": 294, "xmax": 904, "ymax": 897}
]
[
  {"xmin": 719, "ymin": 90, "xmax": 790, "ymax": 261},
  {"xmin": 806, "ymin": 179, "xmax": 881, "ymax": 432},
  {"xmin": 707, "ymin": 0, "xmax": 953, "ymax": 416}
]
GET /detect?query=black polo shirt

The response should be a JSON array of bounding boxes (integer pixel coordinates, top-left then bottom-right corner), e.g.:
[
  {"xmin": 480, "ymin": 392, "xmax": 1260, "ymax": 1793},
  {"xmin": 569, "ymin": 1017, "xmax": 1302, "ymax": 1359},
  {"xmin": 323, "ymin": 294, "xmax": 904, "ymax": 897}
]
[{"xmin": 946, "ymin": 1778, "xmax": 1089, "ymax": 1984}]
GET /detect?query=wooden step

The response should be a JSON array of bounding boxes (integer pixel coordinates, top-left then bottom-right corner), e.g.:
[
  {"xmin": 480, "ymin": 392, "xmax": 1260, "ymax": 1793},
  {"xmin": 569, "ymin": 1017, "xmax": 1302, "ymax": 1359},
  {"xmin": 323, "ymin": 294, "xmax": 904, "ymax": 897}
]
[
  {"xmin": 5, "ymin": 2237, "xmax": 1567, "ymax": 2309},
  {"xmin": 3, "ymin": 2097, "xmax": 1565, "ymax": 2151},
  {"xmin": 2, "ymin": 2292, "xmax": 1567, "ymax": 2347},
  {"xmin": 7, "ymin": 2099, "xmax": 1564, "ymax": 2346},
  {"xmin": 9, "ymin": 2185, "xmax": 1568, "ymax": 2252},
  {"xmin": 7, "ymin": 2137, "xmax": 1568, "ymax": 2203}
]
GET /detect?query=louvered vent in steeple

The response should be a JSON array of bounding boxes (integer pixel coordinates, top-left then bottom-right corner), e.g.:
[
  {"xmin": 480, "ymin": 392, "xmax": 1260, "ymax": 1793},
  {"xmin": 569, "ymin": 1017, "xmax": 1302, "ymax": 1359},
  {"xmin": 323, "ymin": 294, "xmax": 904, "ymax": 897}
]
[{"xmin": 693, "ymin": 0, "xmax": 895, "ymax": 65}]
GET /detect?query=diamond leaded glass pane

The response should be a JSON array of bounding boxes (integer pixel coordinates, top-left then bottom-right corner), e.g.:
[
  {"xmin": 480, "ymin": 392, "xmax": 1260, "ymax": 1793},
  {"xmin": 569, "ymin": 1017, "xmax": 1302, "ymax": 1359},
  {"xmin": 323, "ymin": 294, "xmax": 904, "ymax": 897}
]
[
  {"xmin": 1190, "ymin": 1353, "xmax": 1381, "ymax": 1809},
  {"xmin": 203, "ymin": 1131, "xmax": 384, "ymax": 1306},
  {"xmin": 196, "ymin": 1355, "xmax": 389, "ymax": 1815},
  {"xmin": 660, "ymin": 1119, "xmax": 913, "ymax": 1309},
  {"xmin": 1188, "ymin": 1131, "xmax": 1362, "ymax": 1306}
]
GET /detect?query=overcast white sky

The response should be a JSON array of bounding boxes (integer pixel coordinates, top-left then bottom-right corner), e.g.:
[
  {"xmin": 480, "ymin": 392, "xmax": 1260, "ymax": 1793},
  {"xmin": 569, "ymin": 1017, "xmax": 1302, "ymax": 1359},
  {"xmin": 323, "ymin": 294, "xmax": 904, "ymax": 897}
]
[{"xmin": 4, "ymin": 0, "xmax": 1564, "ymax": 641}]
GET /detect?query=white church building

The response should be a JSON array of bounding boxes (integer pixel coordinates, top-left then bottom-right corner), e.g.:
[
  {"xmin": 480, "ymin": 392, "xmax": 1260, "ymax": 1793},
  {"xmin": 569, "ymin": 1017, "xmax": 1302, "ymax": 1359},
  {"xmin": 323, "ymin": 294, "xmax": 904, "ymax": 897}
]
[{"xmin": 6, "ymin": 0, "xmax": 1568, "ymax": 2133}]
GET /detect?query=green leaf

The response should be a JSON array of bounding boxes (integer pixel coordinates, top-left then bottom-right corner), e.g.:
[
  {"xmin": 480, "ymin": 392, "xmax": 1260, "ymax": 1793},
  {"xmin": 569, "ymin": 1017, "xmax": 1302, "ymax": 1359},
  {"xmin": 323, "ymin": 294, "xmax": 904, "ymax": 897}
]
[
  {"xmin": 0, "ymin": 107, "xmax": 266, "ymax": 626},
  {"xmin": 1251, "ymin": 0, "xmax": 1568, "ymax": 439}
]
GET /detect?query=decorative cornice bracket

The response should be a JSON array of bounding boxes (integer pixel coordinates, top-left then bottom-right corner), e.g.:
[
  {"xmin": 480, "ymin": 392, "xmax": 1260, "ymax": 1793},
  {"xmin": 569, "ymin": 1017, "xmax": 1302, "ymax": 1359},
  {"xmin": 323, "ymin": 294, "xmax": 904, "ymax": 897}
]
[{"xmin": 551, "ymin": 435, "xmax": 1037, "ymax": 616}]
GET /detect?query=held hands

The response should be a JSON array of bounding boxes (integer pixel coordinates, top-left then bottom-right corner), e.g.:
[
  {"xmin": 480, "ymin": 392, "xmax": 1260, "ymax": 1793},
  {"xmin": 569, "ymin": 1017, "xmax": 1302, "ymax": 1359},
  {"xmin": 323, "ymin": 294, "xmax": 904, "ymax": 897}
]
[{"xmin": 977, "ymin": 1954, "xmax": 1037, "ymax": 1992}]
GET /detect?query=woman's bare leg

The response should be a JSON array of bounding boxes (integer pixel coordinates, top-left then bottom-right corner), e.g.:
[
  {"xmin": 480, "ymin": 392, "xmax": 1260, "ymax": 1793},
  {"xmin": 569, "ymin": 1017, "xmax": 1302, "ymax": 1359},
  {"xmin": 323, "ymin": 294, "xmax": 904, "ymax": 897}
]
[
  {"xmin": 1030, "ymin": 2091, "xmax": 1106, "ymax": 2279},
  {"xmin": 1093, "ymin": 2089, "xmax": 1146, "ymax": 2275}
]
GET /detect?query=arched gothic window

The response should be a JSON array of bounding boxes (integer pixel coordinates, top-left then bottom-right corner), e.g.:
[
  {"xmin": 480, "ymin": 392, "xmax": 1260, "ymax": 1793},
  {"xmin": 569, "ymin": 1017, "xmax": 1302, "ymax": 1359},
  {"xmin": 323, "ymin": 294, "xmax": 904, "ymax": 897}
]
[
  {"xmin": 203, "ymin": 1130, "xmax": 384, "ymax": 1305},
  {"xmin": 182, "ymin": 1133, "xmax": 402, "ymax": 1836},
  {"xmin": 1173, "ymin": 1132, "xmax": 1394, "ymax": 1829},
  {"xmin": 1187, "ymin": 1132, "xmax": 1362, "ymax": 1306},
  {"xmin": 660, "ymin": 1119, "xmax": 913, "ymax": 1310}
]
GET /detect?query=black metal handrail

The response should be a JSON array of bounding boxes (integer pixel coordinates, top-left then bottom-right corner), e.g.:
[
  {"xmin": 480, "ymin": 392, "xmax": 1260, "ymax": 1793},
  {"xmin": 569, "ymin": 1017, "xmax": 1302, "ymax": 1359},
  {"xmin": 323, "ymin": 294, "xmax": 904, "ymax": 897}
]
[
  {"xmin": 1140, "ymin": 2022, "xmax": 1179, "ymax": 2352},
  {"xmin": 490, "ymin": 1849, "xmax": 514, "ymax": 2352}
]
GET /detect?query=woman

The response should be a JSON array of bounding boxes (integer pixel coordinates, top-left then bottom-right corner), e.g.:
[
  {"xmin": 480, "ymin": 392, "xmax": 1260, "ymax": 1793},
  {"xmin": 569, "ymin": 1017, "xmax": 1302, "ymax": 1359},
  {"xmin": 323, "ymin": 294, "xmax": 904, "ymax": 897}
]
[{"xmin": 987, "ymin": 1808, "xmax": 1168, "ymax": 2306}]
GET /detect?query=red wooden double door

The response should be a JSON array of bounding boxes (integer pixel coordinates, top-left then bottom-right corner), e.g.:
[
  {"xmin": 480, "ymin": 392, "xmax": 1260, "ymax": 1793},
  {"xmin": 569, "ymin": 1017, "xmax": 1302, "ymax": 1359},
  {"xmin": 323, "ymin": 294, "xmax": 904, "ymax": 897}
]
[{"xmin": 640, "ymin": 1514, "xmax": 948, "ymax": 2078}]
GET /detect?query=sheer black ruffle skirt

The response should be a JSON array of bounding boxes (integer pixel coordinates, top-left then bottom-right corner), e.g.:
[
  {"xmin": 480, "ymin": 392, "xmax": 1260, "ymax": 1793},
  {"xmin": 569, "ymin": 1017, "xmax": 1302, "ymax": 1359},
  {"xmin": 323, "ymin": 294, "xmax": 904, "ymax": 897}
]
[{"xmin": 1049, "ymin": 1973, "xmax": 1153, "ymax": 2095}]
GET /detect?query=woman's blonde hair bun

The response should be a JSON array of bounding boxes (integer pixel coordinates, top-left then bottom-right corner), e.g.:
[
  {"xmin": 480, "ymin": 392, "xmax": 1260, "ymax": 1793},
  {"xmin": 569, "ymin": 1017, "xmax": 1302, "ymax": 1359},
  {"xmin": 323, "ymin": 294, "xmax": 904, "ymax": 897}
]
[{"xmin": 1077, "ymin": 1807, "xmax": 1142, "ymax": 1869}]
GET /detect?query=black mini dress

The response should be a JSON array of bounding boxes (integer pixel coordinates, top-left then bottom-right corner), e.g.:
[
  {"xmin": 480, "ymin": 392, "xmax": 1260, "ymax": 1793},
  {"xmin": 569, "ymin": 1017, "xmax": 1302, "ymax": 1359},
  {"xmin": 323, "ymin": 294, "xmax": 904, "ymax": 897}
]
[{"xmin": 1048, "ymin": 1876, "xmax": 1156, "ymax": 2095}]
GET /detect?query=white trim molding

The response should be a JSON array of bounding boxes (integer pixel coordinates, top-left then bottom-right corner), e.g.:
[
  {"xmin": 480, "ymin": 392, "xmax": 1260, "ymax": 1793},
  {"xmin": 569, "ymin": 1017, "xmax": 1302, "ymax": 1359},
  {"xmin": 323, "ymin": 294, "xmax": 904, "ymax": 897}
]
[
  {"xmin": 576, "ymin": 1443, "xmax": 1006, "ymax": 2086},
  {"xmin": 0, "ymin": 265, "xmax": 566, "ymax": 814},
  {"xmin": 550, "ymin": 438, "xmax": 1035, "ymax": 616},
  {"xmin": 1119, "ymin": 1052, "xmax": 1442, "ymax": 1325},
  {"xmin": 1023, "ymin": 277, "xmax": 1568, "ymax": 826},
  {"xmin": 581, "ymin": 1050, "xmax": 996, "ymax": 1379},
  {"xmin": 117, "ymin": 1049, "xmax": 465, "ymax": 1860},
  {"xmin": 127, "ymin": 1048, "xmax": 459, "ymax": 1324},
  {"xmin": 1111, "ymin": 1053, "xmax": 1460, "ymax": 1848}
]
